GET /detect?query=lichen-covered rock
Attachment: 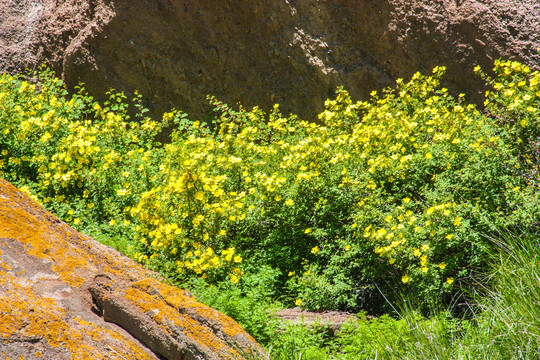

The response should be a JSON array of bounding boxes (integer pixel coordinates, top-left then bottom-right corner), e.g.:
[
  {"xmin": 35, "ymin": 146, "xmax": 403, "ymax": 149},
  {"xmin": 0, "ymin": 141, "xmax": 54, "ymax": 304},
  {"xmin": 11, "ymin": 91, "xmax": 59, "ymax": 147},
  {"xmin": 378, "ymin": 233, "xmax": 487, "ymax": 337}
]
[
  {"xmin": 0, "ymin": 179, "xmax": 266, "ymax": 360},
  {"xmin": 1, "ymin": 0, "xmax": 539, "ymax": 121}
]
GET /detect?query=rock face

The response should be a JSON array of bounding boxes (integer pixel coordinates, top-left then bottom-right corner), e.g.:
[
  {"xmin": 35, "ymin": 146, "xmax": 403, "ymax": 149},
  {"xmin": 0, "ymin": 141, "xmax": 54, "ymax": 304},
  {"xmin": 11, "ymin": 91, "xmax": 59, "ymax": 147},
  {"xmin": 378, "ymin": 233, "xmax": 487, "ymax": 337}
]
[
  {"xmin": 0, "ymin": 179, "xmax": 266, "ymax": 360},
  {"xmin": 1, "ymin": 0, "xmax": 539, "ymax": 121}
]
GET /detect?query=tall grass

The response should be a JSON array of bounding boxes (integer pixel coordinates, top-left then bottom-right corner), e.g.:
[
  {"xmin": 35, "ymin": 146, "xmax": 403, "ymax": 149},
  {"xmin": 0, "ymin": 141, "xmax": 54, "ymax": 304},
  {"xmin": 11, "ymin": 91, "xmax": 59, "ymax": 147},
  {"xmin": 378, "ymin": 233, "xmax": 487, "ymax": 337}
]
[
  {"xmin": 263, "ymin": 228, "xmax": 540, "ymax": 359},
  {"xmin": 468, "ymin": 230, "xmax": 540, "ymax": 359}
]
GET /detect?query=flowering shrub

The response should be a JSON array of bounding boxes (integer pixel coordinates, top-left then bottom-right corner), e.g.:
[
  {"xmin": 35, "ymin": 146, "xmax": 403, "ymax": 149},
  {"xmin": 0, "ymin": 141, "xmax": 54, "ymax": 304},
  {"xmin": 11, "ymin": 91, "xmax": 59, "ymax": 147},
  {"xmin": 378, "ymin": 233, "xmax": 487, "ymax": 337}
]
[
  {"xmin": 0, "ymin": 68, "xmax": 167, "ymax": 254},
  {"xmin": 0, "ymin": 60, "xmax": 537, "ymax": 312}
]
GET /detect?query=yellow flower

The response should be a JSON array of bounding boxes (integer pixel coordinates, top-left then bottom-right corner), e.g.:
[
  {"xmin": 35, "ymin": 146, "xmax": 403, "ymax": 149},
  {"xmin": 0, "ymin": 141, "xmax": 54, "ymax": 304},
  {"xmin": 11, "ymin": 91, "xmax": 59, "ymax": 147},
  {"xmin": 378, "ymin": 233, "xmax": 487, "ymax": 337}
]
[
  {"xmin": 219, "ymin": 229, "xmax": 227, "ymax": 236},
  {"xmin": 438, "ymin": 262, "xmax": 446, "ymax": 270},
  {"xmin": 295, "ymin": 298, "xmax": 303, "ymax": 306},
  {"xmin": 40, "ymin": 132, "xmax": 52, "ymax": 142},
  {"xmin": 193, "ymin": 214, "xmax": 204, "ymax": 226},
  {"xmin": 285, "ymin": 199, "xmax": 294, "ymax": 206},
  {"xmin": 304, "ymin": 228, "xmax": 312, "ymax": 234},
  {"xmin": 401, "ymin": 275, "xmax": 409, "ymax": 283},
  {"xmin": 117, "ymin": 188, "xmax": 129, "ymax": 196},
  {"xmin": 413, "ymin": 248, "xmax": 422, "ymax": 257},
  {"xmin": 421, "ymin": 266, "xmax": 428, "ymax": 273},
  {"xmin": 421, "ymin": 244, "xmax": 429, "ymax": 252},
  {"xmin": 233, "ymin": 255, "xmax": 242, "ymax": 263},
  {"xmin": 311, "ymin": 246, "xmax": 319, "ymax": 254},
  {"xmin": 345, "ymin": 244, "xmax": 351, "ymax": 251},
  {"xmin": 446, "ymin": 277, "xmax": 454, "ymax": 285},
  {"xmin": 288, "ymin": 271, "xmax": 295, "ymax": 276}
]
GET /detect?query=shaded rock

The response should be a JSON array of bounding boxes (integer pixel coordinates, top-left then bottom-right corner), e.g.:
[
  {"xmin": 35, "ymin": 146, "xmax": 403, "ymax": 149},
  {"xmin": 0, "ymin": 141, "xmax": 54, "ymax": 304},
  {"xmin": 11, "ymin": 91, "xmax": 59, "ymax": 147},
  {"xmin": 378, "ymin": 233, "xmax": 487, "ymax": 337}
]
[
  {"xmin": 1, "ymin": 0, "xmax": 539, "ymax": 121},
  {"xmin": 0, "ymin": 179, "xmax": 266, "ymax": 360}
]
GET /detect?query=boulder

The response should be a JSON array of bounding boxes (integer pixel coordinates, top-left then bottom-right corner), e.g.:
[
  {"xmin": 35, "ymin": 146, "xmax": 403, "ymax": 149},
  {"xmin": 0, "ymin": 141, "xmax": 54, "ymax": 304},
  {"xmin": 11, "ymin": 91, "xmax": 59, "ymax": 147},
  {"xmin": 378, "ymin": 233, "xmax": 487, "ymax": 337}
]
[
  {"xmin": 1, "ymin": 0, "xmax": 539, "ymax": 121},
  {"xmin": 0, "ymin": 179, "xmax": 266, "ymax": 360}
]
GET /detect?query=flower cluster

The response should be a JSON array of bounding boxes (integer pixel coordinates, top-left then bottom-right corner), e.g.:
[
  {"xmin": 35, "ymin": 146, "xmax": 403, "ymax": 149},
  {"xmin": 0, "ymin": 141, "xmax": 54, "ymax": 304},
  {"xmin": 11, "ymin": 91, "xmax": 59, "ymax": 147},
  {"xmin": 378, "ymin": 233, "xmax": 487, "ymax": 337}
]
[{"xmin": 1, "ymin": 61, "xmax": 536, "ymax": 311}]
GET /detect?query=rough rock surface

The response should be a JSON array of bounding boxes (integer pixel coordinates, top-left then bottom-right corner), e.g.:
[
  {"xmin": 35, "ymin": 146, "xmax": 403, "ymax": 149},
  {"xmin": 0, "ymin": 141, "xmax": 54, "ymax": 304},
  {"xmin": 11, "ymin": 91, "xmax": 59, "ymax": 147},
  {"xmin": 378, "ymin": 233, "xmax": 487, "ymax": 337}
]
[
  {"xmin": 0, "ymin": 179, "xmax": 266, "ymax": 360},
  {"xmin": 1, "ymin": 0, "xmax": 540, "ymax": 121},
  {"xmin": 273, "ymin": 307, "xmax": 361, "ymax": 336}
]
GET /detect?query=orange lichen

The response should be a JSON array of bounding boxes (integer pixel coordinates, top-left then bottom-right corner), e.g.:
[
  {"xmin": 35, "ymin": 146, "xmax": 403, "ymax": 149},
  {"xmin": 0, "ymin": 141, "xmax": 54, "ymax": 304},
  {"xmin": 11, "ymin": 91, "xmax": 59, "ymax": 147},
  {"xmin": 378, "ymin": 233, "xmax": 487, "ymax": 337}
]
[
  {"xmin": 0, "ymin": 180, "xmax": 150, "ymax": 290},
  {"xmin": 125, "ymin": 284, "xmax": 243, "ymax": 358},
  {"xmin": 71, "ymin": 317, "xmax": 156, "ymax": 359},
  {"xmin": 0, "ymin": 188, "xmax": 87, "ymax": 288},
  {"xmin": 132, "ymin": 278, "xmax": 251, "ymax": 339},
  {"xmin": 0, "ymin": 180, "xmax": 264, "ymax": 359},
  {"xmin": 0, "ymin": 182, "xmax": 157, "ymax": 359},
  {"xmin": 0, "ymin": 267, "xmax": 155, "ymax": 359}
]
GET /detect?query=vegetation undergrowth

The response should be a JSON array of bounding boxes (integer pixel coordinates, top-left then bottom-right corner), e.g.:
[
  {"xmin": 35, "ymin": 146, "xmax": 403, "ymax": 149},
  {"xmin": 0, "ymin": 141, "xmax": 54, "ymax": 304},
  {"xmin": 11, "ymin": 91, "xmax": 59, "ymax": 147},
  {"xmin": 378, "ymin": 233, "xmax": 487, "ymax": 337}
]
[
  {"xmin": 265, "ymin": 226, "xmax": 540, "ymax": 360},
  {"xmin": 1, "ymin": 59, "xmax": 540, "ymax": 358}
]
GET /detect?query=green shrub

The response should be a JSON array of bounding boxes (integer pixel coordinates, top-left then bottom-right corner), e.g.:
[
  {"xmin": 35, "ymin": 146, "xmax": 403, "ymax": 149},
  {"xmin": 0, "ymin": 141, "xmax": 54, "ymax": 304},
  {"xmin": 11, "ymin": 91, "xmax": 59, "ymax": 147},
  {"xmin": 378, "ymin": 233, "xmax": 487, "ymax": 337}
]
[
  {"xmin": 182, "ymin": 265, "xmax": 282, "ymax": 345},
  {"xmin": 1, "ymin": 60, "xmax": 539, "ymax": 315}
]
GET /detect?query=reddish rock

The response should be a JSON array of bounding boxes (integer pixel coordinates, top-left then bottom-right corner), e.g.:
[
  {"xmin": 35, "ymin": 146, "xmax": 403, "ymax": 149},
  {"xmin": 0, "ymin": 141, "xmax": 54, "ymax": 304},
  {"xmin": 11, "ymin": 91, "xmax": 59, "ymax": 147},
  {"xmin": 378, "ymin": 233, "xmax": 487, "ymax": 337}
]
[
  {"xmin": 0, "ymin": 179, "xmax": 266, "ymax": 360},
  {"xmin": 273, "ymin": 307, "xmax": 361, "ymax": 336},
  {"xmin": 0, "ymin": 0, "xmax": 539, "ymax": 120}
]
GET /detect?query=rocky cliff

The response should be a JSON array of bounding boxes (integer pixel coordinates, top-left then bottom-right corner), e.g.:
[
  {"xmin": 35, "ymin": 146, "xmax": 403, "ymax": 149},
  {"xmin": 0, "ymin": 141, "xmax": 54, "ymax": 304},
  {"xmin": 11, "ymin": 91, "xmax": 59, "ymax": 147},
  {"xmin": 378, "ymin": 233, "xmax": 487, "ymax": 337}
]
[
  {"xmin": 0, "ymin": 179, "xmax": 266, "ymax": 360},
  {"xmin": 1, "ymin": 0, "xmax": 540, "ymax": 120}
]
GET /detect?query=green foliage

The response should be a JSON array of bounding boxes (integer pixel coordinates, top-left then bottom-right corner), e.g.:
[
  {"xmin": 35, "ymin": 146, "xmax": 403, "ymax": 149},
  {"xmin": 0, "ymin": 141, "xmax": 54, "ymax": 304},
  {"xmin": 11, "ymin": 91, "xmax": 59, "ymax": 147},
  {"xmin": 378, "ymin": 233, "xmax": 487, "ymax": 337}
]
[
  {"xmin": 466, "ymin": 228, "xmax": 540, "ymax": 359},
  {"xmin": 2, "ymin": 59, "xmax": 540, "ymax": 359},
  {"xmin": 1, "ymin": 60, "xmax": 539, "ymax": 314},
  {"xmin": 0, "ymin": 67, "xmax": 174, "ymax": 256},
  {"xmin": 266, "ymin": 312, "xmax": 458, "ymax": 360},
  {"xmin": 182, "ymin": 265, "xmax": 282, "ymax": 344},
  {"xmin": 267, "ymin": 322, "xmax": 331, "ymax": 360}
]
